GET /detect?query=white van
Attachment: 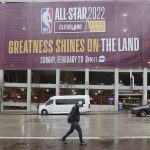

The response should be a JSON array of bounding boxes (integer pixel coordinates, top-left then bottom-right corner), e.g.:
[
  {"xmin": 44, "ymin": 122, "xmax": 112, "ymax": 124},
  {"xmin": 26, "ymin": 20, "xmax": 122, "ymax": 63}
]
[{"xmin": 38, "ymin": 95, "xmax": 90, "ymax": 115}]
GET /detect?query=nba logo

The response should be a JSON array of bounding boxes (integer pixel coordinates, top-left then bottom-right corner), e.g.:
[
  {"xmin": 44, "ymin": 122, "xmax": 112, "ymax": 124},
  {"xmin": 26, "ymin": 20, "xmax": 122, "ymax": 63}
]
[{"xmin": 41, "ymin": 8, "xmax": 53, "ymax": 34}]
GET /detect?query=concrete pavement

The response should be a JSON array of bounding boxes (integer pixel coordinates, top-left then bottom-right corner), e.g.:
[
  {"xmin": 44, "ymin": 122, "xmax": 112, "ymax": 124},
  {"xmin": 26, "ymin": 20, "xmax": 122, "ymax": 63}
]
[
  {"xmin": 0, "ymin": 138, "xmax": 150, "ymax": 150},
  {"xmin": 0, "ymin": 113, "xmax": 149, "ymax": 150}
]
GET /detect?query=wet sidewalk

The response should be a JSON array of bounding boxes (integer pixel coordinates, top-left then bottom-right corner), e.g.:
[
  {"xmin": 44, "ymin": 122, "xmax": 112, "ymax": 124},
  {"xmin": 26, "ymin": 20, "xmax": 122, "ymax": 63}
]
[
  {"xmin": 0, "ymin": 138, "xmax": 149, "ymax": 150},
  {"xmin": 0, "ymin": 113, "xmax": 147, "ymax": 150}
]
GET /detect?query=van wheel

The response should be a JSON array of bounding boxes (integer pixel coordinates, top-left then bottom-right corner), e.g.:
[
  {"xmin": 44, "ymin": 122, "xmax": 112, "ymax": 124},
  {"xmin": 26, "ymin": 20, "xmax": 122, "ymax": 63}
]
[
  {"xmin": 41, "ymin": 109, "xmax": 48, "ymax": 115},
  {"xmin": 140, "ymin": 110, "xmax": 147, "ymax": 117}
]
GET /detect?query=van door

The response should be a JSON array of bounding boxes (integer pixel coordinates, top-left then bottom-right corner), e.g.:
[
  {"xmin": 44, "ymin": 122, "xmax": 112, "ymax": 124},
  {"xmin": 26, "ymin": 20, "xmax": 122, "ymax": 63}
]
[{"xmin": 45, "ymin": 99, "xmax": 55, "ymax": 114}]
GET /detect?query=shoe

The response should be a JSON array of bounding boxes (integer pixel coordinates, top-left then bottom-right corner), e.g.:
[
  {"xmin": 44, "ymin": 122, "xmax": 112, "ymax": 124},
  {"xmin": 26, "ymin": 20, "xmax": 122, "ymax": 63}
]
[
  {"xmin": 80, "ymin": 142, "xmax": 87, "ymax": 145},
  {"xmin": 61, "ymin": 138, "xmax": 67, "ymax": 144}
]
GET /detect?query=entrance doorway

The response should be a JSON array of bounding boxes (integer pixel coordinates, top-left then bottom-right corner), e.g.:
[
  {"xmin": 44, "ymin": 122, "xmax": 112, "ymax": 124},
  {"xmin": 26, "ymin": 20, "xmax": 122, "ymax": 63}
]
[{"xmin": 119, "ymin": 93, "xmax": 142, "ymax": 110}]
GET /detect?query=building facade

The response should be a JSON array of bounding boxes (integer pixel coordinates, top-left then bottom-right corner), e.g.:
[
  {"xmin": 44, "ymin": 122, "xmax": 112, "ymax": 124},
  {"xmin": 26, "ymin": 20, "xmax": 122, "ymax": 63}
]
[
  {"xmin": 1, "ymin": 68, "xmax": 150, "ymax": 112},
  {"xmin": 0, "ymin": 0, "xmax": 150, "ymax": 112}
]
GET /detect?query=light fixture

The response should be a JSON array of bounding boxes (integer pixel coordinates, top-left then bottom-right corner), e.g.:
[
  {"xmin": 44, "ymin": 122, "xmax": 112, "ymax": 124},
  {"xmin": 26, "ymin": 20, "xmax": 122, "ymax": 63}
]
[
  {"xmin": 46, "ymin": 89, "xmax": 49, "ymax": 92},
  {"xmin": 34, "ymin": 96, "xmax": 37, "ymax": 99},
  {"xmin": 123, "ymin": 13, "xmax": 128, "ymax": 17},
  {"xmin": 21, "ymin": 88, "xmax": 24, "ymax": 92},
  {"xmin": 17, "ymin": 95, "xmax": 21, "ymax": 99},
  {"xmin": 123, "ymin": 29, "xmax": 127, "ymax": 32},
  {"xmin": 22, "ymin": 27, "xmax": 26, "ymax": 31}
]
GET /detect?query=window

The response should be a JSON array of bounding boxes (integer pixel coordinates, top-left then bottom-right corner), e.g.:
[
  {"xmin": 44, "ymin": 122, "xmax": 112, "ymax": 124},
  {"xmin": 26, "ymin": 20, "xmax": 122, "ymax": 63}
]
[
  {"xmin": 132, "ymin": 72, "xmax": 143, "ymax": 86},
  {"xmin": 119, "ymin": 72, "xmax": 130, "ymax": 86},
  {"xmin": 32, "ymin": 70, "xmax": 56, "ymax": 84},
  {"xmin": 60, "ymin": 71, "xmax": 85, "ymax": 84},
  {"xmin": 119, "ymin": 72, "xmax": 143, "ymax": 86},
  {"xmin": 3, "ymin": 87, "xmax": 27, "ymax": 102},
  {"xmin": 89, "ymin": 89, "xmax": 114, "ymax": 105},
  {"xmin": 4, "ymin": 70, "xmax": 27, "ymax": 83},
  {"xmin": 45, "ymin": 100, "xmax": 53, "ymax": 105},
  {"xmin": 147, "ymin": 73, "xmax": 150, "ymax": 85},
  {"xmin": 60, "ymin": 88, "xmax": 85, "ymax": 95},
  {"xmin": 56, "ymin": 99, "xmax": 85, "ymax": 105},
  {"xmin": 31, "ymin": 88, "xmax": 55, "ymax": 103},
  {"xmin": 147, "ymin": 91, "xmax": 150, "ymax": 104},
  {"xmin": 3, "ymin": 87, "xmax": 27, "ymax": 110},
  {"xmin": 89, "ymin": 72, "xmax": 114, "ymax": 85}
]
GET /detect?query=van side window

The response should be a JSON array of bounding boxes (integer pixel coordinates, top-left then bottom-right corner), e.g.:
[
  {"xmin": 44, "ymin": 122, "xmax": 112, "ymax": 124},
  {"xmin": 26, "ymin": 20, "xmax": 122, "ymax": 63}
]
[
  {"xmin": 45, "ymin": 100, "xmax": 53, "ymax": 105},
  {"xmin": 56, "ymin": 99, "xmax": 85, "ymax": 105}
]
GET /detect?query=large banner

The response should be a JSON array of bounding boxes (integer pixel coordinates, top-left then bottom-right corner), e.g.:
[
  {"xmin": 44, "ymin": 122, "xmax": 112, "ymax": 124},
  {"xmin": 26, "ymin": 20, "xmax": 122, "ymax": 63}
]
[{"xmin": 0, "ymin": 1, "xmax": 150, "ymax": 69}]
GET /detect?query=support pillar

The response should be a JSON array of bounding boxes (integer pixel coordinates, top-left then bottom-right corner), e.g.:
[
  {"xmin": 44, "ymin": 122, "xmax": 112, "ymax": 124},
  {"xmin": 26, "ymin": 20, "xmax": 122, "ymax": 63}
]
[
  {"xmin": 27, "ymin": 69, "xmax": 31, "ymax": 111},
  {"xmin": 56, "ymin": 69, "xmax": 60, "ymax": 96},
  {"xmin": 115, "ymin": 68, "xmax": 119, "ymax": 111},
  {"xmin": 0, "ymin": 70, "xmax": 3, "ymax": 111},
  {"xmin": 85, "ymin": 68, "xmax": 89, "ymax": 95},
  {"xmin": 143, "ymin": 68, "xmax": 147, "ymax": 105}
]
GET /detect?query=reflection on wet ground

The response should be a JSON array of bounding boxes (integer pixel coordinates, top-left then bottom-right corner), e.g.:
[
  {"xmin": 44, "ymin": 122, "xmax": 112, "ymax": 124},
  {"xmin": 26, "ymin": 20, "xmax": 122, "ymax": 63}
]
[
  {"xmin": 0, "ymin": 113, "xmax": 150, "ymax": 150},
  {"xmin": 0, "ymin": 138, "xmax": 149, "ymax": 150}
]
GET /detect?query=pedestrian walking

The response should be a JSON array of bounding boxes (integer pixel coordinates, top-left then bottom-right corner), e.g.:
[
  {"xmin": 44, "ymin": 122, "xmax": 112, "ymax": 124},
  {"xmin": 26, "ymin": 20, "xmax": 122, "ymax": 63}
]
[{"xmin": 61, "ymin": 101, "xmax": 87, "ymax": 145}]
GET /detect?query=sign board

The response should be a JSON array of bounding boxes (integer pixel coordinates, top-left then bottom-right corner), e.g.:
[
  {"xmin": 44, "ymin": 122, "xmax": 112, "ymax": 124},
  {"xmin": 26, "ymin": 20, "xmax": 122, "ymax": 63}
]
[{"xmin": 0, "ymin": 2, "xmax": 149, "ymax": 69}]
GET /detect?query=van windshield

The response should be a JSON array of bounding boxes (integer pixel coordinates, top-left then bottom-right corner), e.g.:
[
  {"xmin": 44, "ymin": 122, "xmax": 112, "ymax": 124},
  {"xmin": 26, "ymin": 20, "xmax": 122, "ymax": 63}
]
[
  {"xmin": 45, "ymin": 100, "xmax": 53, "ymax": 105},
  {"xmin": 56, "ymin": 99, "xmax": 85, "ymax": 105}
]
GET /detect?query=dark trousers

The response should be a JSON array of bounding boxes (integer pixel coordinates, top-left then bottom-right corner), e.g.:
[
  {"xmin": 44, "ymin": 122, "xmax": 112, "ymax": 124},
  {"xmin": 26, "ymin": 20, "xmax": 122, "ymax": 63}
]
[{"xmin": 63, "ymin": 122, "xmax": 83, "ymax": 143}]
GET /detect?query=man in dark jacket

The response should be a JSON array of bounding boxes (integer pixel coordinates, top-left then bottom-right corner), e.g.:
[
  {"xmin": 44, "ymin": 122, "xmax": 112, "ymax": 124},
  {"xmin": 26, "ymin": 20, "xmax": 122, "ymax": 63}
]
[{"xmin": 61, "ymin": 101, "xmax": 87, "ymax": 145}]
